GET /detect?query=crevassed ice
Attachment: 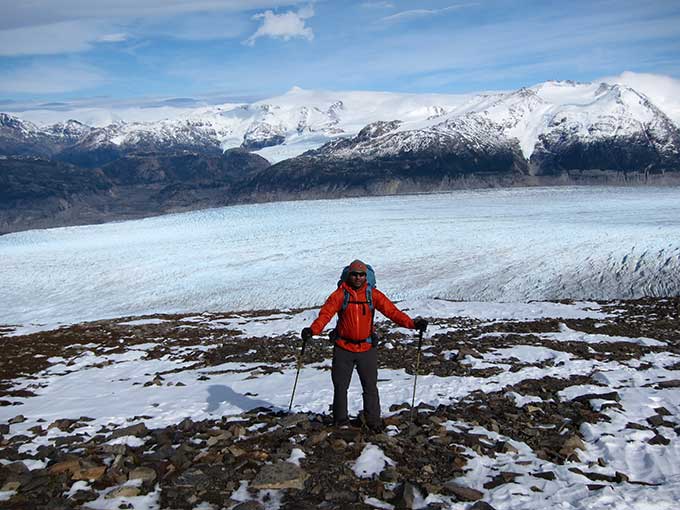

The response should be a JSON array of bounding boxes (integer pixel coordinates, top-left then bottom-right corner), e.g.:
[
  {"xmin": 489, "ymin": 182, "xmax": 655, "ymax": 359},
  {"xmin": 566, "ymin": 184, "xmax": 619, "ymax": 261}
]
[{"xmin": 1, "ymin": 186, "xmax": 679, "ymax": 327}]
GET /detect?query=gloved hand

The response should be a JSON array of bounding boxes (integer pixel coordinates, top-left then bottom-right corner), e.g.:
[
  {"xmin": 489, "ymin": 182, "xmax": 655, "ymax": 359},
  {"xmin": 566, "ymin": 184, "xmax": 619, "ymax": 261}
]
[
  {"xmin": 413, "ymin": 317, "xmax": 428, "ymax": 332},
  {"xmin": 301, "ymin": 327, "xmax": 313, "ymax": 341}
]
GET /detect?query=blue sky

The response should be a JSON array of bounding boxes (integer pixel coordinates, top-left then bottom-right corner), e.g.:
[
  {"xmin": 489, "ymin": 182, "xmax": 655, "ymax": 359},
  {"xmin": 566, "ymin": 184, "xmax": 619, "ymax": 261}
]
[{"xmin": 1, "ymin": 0, "xmax": 680, "ymax": 108}]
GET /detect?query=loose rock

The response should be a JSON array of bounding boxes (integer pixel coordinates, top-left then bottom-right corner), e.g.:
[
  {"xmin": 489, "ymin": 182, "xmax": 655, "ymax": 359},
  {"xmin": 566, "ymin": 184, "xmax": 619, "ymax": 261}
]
[{"xmin": 251, "ymin": 462, "xmax": 308, "ymax": 490}]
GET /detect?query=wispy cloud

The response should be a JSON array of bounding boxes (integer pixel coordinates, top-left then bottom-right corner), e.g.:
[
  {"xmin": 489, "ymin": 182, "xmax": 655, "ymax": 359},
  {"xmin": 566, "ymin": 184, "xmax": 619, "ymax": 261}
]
[
  {"xmin": 138, "ymin": 12, "xmax": 250, "ymax": 41},
  {"xmin": 0, "ymin": 1, "xmax": 306, "ymax": 30},
  {"xmin": 245, "ymin": 5, "xmax": 314, "ymax": 46},
  {"xmin": 0, "ymin": 62, "xmax": 106, "ymax": 94},
  {"xmin": 360, "ymin": 1, "xmax": 394, "ymax": 8},
  {"xmin": 0, "ymin": 1, "xmax": 304, "ymax": 55},
  {"xmin": 356, "ymin": 2, "xmax": 680, "ymax": 90},
  {"xmin": 0, "ymin": 21, "xmax": 123, "ymax": 56},
  {"xmin": 380, "ymin": 3, "xmax": 477, "ymax": 24},
  {"xmin": 96, "ymin": 33, "xmax": 129, "ymax": 43},
  {"xmin": 1, "ymin": 0, "xmax": 679, "ymax": 103}
]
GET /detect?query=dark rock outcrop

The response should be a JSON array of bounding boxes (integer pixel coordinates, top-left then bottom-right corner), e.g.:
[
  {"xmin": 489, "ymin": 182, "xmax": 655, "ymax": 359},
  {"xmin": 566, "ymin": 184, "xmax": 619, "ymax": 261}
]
[
  {"xmin": 0, "ymin": 156, "xmax": 113, "ymax": 218},
  {"xmin": 236, "ymin": 115, "xmax": 530, "ymax": 200},
  {"xmin": 0, "ymin": 150, "xmax": 269, "ymax": 234}
]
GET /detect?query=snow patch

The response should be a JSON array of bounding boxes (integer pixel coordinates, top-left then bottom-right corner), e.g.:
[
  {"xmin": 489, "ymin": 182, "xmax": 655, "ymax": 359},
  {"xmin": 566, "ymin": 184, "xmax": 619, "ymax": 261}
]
[{"xmin": 353, "ymin": 443, "xmax": 395, "ymax": 479}]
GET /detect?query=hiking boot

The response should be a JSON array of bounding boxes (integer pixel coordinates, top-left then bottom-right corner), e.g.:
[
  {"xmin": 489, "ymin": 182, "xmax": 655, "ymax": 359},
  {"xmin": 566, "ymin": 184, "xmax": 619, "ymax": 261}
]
[
  {"xmin": 334, "ymin": 419, "xmax": 351, "ymax": 429},
  {"xmin": 364, "ymin": 421, "xmax": 384, "ymax": 434}
]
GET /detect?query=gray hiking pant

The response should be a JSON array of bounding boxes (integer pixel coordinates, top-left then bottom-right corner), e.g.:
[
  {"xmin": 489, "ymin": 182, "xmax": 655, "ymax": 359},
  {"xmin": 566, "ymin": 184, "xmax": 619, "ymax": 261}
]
[{"xmin": 331, "ymin": 344, "xmax": 380, "ymax": 426}]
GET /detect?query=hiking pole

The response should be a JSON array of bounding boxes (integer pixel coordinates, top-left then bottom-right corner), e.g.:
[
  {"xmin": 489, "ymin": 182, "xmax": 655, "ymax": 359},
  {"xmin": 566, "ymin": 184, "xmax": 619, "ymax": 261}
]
[
  {"xmin": 288, "ymin": 334, "xmax": 308, "ymax": 412},
  {"xmin": 410, "ymin": 329, "xmax": 424, "ymax": 421}
]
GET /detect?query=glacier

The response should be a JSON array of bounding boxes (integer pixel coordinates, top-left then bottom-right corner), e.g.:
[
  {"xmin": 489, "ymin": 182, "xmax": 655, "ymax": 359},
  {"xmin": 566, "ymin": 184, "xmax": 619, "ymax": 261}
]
[{"xmin": 1, "ymin": 186, "xmax": 679, "ymax": 329}]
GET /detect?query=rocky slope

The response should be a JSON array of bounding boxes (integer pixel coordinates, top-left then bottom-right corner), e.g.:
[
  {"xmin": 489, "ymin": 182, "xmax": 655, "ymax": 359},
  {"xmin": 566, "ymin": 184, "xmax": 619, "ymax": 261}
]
[
  {"xmin": 0, "ymin": 150, "xmax": 269, "ymax": 233},
  {"xmin": 1, "ymin": 298, "xmax": 679, "ymax": 509}
]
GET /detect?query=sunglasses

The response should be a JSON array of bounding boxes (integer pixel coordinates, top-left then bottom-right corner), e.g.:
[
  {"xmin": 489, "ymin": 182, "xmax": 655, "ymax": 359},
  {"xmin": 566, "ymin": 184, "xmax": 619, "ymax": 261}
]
[{"xmin": 349, "ymin": 272, "xmax": 366, "ymax": 277}]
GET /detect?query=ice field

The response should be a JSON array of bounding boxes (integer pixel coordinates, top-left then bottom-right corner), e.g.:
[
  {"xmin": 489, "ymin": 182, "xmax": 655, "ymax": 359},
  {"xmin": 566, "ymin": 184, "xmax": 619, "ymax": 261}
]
[{"xmin": 1, "ymin": 186, "xmax": 679, "ymax": 330}]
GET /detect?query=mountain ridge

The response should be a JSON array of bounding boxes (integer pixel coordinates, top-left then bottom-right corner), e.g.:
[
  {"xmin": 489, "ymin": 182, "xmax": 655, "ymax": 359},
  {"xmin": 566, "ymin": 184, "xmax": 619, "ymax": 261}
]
[
  {"xmin": 4, "ymin": 80, "xmax": 680, "ymax": 164},
  {"xmin": 1, "ymin": 79, "xmax": 680, "ymax": 233}
]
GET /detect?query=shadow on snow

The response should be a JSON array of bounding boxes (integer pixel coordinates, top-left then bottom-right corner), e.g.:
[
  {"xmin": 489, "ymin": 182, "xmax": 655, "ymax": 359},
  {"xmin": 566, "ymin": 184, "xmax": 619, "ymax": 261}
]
[{"xmin": 205, "ymin": 384, "xmax": 282, "ymax": 413}]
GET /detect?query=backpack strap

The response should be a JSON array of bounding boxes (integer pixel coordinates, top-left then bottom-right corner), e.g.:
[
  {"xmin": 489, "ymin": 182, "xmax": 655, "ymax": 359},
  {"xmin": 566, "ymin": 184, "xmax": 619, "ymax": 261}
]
[
  {"xmin": 340, "ymin": 286, "xmax": 374, "ymax": 314},
  {"xmin": 341, "ymin": 288, "xmax": 351, "ymax": 312},
  {"xmin": 365, "ymin": 285, "xmax": 374, "ymax": 312}
]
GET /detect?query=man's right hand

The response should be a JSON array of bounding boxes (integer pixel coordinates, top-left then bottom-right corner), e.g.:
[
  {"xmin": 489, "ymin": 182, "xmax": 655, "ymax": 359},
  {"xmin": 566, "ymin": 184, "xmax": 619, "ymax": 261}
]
[
  {"xmin": 301, "ymin": 327, "xmax": 313, "ymax": 341},
  {"xmin": 413, "ymin": 318, "xmax": 428, "ymax": 332}
]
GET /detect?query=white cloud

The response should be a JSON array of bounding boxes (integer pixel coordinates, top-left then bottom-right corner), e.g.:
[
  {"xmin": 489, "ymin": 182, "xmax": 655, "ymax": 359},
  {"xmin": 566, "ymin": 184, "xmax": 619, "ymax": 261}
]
[
  {"xmin": 0, "ymin": 63, "xmax": 106, "ymax": 94},
  {"xmin": 245, "ymin": 5, "xmax": 314, "ymax": 46},
  {"xmin": 601, "ymin": 71, "xmax": 680, "ymax": 105},
  {"xmin": 601, "ymin": 71, "xmax": 680, "ymax": 125}
]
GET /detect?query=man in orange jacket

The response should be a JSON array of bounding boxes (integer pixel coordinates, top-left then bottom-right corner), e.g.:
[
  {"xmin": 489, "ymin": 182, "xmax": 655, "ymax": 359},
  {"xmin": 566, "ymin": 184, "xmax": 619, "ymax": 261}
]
[{"xmin": 301, "ymin": 259, "xmax": 427, "ymax": 431}]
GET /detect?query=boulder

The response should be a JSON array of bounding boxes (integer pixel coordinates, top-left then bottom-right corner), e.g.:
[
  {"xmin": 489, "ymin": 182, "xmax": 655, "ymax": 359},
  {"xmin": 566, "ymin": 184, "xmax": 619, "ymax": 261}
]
[
  {"xmin": 559, "ymin": 435, "xmax": 586, "ymax": 460},
  {"xmin": 442, "ymin": 481, "xmax": 483, "ymax": 501},
  {"xmin": 648, "ymin": 433, "xmax": 670, "ymax": 445},
  {"xmin": 73, "ymin": 465, "xmax": 107, "ymax": 481},
  {"xmin": 393, "ymin": 481, "xmax": 427, "ymax": 509},
  {"xmin": 108, "ymin": 423, "xmax": 149, "ymax": 440},
  {"xmin": 232, "ymin": 502, "xmax": 265, "ymax": 510},
  {"xmin": 468, "ymin": 502, "xmax": 497, "ymax": 510},
  {"xmin": 8, "ymin": 415, "xmax": 26, "ymax": 425},
  {"xmin": 48, "ymin": 459, "xmax": 81, "ymax": 476},
  {"xmin": 251, "ymin": 462, "xmax": 308, "ymax": 490},
  {"xmin": 128, "ymin": 467, "xmax": 157, "ymax": 483},
  {"xmin": 281, "ymin": 414, "xmax": 308, "ymax": 428},
  {"xmin": 105, "ymin": 486, "xmax": 141, "ymax": 498},
  {"xmin": 48, "ymin": 419, "xmax": 77, "ymax": 432}
]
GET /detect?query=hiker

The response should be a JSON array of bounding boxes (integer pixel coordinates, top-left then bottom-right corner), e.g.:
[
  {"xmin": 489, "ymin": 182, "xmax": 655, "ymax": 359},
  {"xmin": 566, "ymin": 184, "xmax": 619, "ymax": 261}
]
[{"xmin": 301, "ymin": 260, "xmax": 427, "ymax": 431}]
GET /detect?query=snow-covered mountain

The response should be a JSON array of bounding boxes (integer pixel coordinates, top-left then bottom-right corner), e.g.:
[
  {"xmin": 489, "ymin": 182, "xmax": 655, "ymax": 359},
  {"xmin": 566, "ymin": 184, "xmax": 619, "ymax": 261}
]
[
  {"xmin": 0, "ymin": 113, "xmax": 55, "ymax": 157},
  {"xmin": 310, "ymin": 114, "xmax": 516, "ymax": 161},
  {"xmin": 233, "ymin": 113, "xmax": 529, "ymax": 199},
  {"xmin": 527, "ymin": 82, "xmax": 680, "ymax": 174},
  {"xmin": 3, "ymin": 79, "xmax": 680, "ymax": 232},
  {"xmin": 3, "ymin": 80, "xmax": 680, "ymax": 169}
]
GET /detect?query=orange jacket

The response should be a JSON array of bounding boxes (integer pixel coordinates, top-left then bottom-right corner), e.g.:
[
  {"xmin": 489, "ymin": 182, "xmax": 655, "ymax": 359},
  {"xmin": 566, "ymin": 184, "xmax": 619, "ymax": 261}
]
[{"xmin": 310, "ymin": 282, "xmax": 415, "ymax": 352}]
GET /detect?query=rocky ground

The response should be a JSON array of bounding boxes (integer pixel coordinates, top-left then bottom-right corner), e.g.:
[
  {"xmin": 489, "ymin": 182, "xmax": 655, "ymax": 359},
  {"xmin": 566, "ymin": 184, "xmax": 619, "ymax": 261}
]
[{"xmin": 1, "ymin": 298, "xmax": 679, "ymax": 510}]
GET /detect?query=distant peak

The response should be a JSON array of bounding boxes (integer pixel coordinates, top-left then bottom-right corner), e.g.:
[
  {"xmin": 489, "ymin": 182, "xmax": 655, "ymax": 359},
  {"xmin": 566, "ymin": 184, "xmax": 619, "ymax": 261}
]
[
  {"xmin": 512, "ymin": 87, "xmax": 540, "ymax": 98},
  {"xmin": 532, "ymin": 79, "xmax": 590, "ymax": 90},
  {"xmin": 595, "ymin": 82, "xmax": 615, "ymax": 95},
  {"xmin": 287, "ymin": 86, "xmax": 305, "ymax": 94},
  {"xmin": 548, "ymin": 79, "xmax": 578, "ymax": 86}
]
